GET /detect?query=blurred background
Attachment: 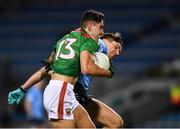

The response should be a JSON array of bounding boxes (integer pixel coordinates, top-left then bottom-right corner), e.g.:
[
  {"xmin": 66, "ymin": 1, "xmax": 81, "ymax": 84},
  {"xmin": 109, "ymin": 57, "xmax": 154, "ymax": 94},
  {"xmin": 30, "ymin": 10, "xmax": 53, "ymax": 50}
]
[{"xmin": 0, "ymin": 0, "xmax": 180, "ymax": 128}]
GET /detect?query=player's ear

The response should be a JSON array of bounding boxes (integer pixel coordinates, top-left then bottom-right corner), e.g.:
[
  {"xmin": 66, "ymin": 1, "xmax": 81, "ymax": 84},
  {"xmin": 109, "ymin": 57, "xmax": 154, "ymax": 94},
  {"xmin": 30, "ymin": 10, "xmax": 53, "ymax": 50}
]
[{"xmin": 87, "ymin": 22, "xmax": 92, "ymax": 32}]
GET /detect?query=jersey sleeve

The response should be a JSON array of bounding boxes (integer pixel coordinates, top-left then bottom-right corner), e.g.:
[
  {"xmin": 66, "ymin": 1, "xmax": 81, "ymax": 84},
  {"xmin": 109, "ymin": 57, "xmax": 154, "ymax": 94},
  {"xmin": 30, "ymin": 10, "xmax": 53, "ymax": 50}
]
[{"xmin": 80, "ymin": 39, "xmax": 99, "ymax": 54}]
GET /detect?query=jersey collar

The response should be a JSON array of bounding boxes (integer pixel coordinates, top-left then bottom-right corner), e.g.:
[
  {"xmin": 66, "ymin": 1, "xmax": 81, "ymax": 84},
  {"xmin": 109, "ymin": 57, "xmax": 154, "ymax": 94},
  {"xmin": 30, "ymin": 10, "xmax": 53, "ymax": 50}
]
[{"xmin": 98, "ymin": 39, "xmax": 108, "ymax": 54}]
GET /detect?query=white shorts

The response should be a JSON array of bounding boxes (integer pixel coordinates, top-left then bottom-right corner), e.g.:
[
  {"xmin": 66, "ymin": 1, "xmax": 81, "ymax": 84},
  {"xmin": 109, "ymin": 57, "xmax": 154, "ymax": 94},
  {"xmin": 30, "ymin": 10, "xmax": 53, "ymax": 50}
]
[{"xmin": 43, "ymin": 80, "xmax": 79, "ymax": 120}]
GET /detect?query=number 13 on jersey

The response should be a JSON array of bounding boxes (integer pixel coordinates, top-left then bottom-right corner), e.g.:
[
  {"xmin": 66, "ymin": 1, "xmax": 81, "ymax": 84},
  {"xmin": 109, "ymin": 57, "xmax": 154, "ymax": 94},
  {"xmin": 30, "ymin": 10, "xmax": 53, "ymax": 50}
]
[{"xmin": 55, "ymin": 38, "xmax": 77, "ymax": 60}]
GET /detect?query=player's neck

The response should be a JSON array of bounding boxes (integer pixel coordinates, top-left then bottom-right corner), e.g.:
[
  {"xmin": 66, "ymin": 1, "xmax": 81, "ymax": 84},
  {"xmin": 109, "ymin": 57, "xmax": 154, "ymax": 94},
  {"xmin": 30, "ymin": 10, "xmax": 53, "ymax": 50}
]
[{"xmin": 82, "ymin": 27, "xmax": 98, "ymax": 42}]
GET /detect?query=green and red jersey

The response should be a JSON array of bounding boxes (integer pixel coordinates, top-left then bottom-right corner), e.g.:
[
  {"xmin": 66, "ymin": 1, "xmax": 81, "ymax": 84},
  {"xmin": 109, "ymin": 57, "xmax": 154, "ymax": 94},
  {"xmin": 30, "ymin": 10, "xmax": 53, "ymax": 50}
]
[{"xmin": 50, "ymin": 28, "xmax": 99, "ymax": 77}]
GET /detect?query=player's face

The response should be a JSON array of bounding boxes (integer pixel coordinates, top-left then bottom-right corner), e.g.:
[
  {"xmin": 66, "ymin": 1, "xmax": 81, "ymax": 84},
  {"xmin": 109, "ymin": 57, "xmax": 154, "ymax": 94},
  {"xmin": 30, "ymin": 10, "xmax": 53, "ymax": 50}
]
[
  {"xmin": 108, "ymin": 41, "xmax": 122, "ymax": 59},
  {"xmin": 91, "ymin": 21, "xmax": 104, "ymax": 40}
]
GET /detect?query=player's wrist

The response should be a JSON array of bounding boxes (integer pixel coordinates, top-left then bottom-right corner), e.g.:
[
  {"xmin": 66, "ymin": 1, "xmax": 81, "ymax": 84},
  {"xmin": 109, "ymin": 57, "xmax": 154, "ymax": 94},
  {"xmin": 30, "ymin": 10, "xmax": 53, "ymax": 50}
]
[{"xmin": 19, "ymin": 86, "xmax": 26, "ymax": 93}]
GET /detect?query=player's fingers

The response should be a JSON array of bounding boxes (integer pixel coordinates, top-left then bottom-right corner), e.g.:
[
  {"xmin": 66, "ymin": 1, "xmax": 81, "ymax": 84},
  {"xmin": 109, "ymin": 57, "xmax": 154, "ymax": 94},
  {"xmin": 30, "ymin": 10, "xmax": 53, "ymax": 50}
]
[
  {"xmin": 8, "ymin": 93, "xmax": 12, "ymax": 102},
  {"xmin": 17, "ymin": 97, "xmax": 23, "ymax": 104},
  {"xmin": 8, "ymin": 93, "xmax": 16, "ymax": 104},
  {"xmin": 11, "ymin": 99, "xmax": 16, "ymax": 104},
  {"xmin": 16, "ymin": 99, "xmax": 20, "ymax": 104},
  {"xmin": 8, "ymin": 98, "xmax": 16, "ymax": 104}
]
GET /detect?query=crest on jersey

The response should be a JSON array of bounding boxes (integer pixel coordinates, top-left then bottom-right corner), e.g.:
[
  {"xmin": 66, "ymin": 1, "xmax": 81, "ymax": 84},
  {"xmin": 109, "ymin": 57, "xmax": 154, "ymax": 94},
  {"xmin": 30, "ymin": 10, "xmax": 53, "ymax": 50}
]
[{"xmin": 65, "ymin": 108, "xmax": 72, "ymax": 116}]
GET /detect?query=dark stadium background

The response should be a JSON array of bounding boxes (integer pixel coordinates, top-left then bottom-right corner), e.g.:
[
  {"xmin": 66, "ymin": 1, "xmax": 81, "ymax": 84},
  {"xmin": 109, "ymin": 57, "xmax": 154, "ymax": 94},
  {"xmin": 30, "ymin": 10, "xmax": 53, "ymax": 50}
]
[{"xmin": 0, "ymin": 0, "xmax": 180, "ymax": 127}]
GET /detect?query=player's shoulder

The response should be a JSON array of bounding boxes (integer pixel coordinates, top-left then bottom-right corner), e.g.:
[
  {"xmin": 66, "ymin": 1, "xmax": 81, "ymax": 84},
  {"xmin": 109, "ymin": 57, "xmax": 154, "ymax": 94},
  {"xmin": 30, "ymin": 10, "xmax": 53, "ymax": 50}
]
[
  {"xmin": 71, "ymin": 28, "xmax": 95, "ymax": 40},
  {"xmin": 98, "ymin": 38, "xmax": 107, "ymax": 54}
]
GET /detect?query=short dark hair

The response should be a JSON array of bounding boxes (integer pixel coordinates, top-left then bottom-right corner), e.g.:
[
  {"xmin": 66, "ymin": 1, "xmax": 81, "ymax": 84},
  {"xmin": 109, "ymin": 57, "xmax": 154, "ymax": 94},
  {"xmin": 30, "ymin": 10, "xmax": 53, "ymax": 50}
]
[
  {"xmin": 101, "ymin": 32, "xmax": 123, "ymax": 47},
  {"xmin": 81, "ymin": 9, "xmax": 104, "ymax": 27}
]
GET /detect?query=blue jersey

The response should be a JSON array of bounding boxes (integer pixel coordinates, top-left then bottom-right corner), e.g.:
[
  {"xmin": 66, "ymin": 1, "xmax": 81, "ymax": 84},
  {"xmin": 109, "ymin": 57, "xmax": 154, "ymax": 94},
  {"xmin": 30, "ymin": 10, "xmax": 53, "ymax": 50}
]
[{"xmin": 77, "ymin": 39, "xmax": 108, "ymax": 92}]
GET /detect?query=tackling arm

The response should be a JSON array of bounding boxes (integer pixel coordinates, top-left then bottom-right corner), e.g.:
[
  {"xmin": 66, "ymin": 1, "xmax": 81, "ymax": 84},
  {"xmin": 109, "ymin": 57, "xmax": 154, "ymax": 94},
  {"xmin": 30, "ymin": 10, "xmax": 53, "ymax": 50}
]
[
  {"xmin": 8, "ymin": 51, "xmax": 55, "ymax": 105},
  {"xmin": 80, "ymin": 50, "xmax": 111, "ymax": 77},
  {"xmin": 21, "ymin": 51, "xmax": 54, "ymax": 90},
  {"xmin": 21, "ymin": 67, "xmax": 48, "ymax": 90}
]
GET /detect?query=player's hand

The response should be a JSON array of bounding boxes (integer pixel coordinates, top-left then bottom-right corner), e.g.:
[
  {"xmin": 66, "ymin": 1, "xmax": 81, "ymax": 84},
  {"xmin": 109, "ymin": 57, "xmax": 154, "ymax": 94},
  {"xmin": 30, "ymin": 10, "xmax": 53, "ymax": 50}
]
[
  {"xmin": 41, "ymin": 58, "xmax": 51, "ymax": 72},
  {"xmin": 109, "ymin": 59, "xmax": 115, "ymax": 78},
  {"xmin": 8, "ymin": 87, "xmax": 26, "ymax": 104}
]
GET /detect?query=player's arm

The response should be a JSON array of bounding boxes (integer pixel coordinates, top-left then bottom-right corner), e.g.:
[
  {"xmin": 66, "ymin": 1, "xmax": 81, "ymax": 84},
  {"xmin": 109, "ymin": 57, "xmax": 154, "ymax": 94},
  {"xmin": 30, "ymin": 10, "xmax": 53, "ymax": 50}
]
[
  {"xmin": 21, "ymin": 51, "xmax": 54, "ymax": 90},
  {"xmin": 80, "ymin": 50, "xmax": 111, "ymax": 77},
  {"xmin": 8, "ymin": 67, "xmax": 48, "ymax": 105},
  {"xmin": 21, "ymin": 67, "xmax": 48, "ymax": 90},
  {"xmin": 8, "ymin": 51, "xmax": 55, "ymax": 105}
]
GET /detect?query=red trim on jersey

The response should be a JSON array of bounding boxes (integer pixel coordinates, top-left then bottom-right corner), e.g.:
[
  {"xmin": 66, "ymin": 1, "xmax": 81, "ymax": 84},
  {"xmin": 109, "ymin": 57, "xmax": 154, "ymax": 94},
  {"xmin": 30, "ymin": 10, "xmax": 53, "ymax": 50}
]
[
  {"xmin": 82, "ymin": 33, "xmax": 92, "ymax": 38},
  {"xmin": 72, "ymin": 28, "xmax": 92, "ymax": 39},
  {"xmin": 58, "ymin": 82, "xmax": 67, "ymax": 119}
]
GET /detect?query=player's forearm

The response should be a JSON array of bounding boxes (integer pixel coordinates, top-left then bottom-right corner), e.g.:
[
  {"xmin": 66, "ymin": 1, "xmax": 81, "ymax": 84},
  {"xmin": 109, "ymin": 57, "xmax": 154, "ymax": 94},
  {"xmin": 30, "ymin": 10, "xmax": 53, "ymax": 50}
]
[
  {"xmin": 82, "ymin": 63, "xmax": 111, "ymax": 77},
  {"xmin": 21, "ymin": 67, "xmax": 47, "ymax": 90},
  {"xmin": 80, "ymin": 50, "xmax": 111, "ymax": 77}
]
